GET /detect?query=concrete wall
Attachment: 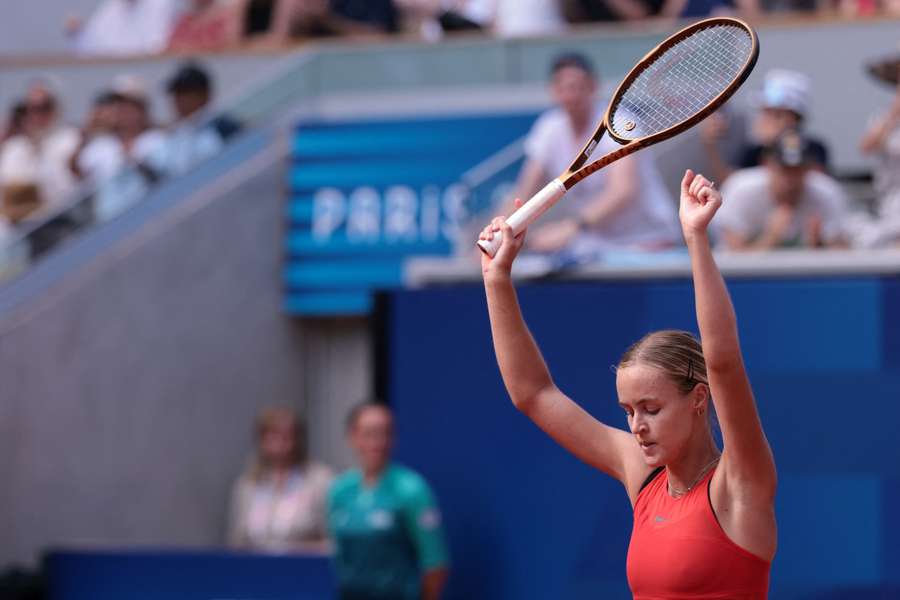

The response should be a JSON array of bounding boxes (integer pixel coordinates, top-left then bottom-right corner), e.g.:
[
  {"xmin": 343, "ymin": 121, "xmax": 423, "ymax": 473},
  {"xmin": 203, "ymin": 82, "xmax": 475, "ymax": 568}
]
[{"xmin": 0, "ymin": 134, "xmax": 367, "ymax": 568}]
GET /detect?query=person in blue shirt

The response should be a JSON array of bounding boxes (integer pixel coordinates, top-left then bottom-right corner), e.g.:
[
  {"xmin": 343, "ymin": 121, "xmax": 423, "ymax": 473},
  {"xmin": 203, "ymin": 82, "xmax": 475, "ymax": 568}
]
[{"xmin": 328, "ymin": 402, "xmax": 449, "ymax": 600}]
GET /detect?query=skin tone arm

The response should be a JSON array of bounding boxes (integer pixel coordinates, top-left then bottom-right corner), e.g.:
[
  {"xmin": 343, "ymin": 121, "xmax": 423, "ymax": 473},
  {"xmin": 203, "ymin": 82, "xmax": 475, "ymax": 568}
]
[
  {"xmin": 503, "ymin": 156, "xmax": 640, "ymax": 253},
  {"xmin": 859, "ymin": 89, "xmax": 900, "ymax": 155},
  {"xmin": 478, "ymin": 201, "xmax": 650, "ymax": 502},
  {"xmin": 421, "ymin": 568, "xmax": 448, "ymax": 600},
  {"xmin": 679, "ymin": 170, "xmax": 777, "ymax": 559}
]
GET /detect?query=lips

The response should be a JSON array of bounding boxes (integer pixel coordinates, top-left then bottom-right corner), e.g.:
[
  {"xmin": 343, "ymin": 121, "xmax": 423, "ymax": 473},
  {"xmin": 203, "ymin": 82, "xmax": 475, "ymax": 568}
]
[{"xmin": 639, "ymin": 441, "xmax": 657, "ymax": 451}]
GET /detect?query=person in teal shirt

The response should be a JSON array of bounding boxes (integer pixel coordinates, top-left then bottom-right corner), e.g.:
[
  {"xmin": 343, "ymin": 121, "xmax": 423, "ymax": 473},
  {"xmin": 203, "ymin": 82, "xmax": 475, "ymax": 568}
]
[{"xmin": 328, "ymin": 402, "xmax": 449, "ymax": 600}]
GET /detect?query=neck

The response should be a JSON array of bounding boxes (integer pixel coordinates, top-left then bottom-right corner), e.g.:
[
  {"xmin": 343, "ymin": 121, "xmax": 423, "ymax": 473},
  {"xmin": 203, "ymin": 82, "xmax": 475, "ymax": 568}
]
[
  {"xmin": 362, "ymin": 463, "xmax": 387, "ymax": 486},
  {"xmin": 568, "ymin": 110, "xmax": 592, "ymax": 137},
  {"xmin": 666, "ymin": 435, "xmax": 719, "ymax": 496}
]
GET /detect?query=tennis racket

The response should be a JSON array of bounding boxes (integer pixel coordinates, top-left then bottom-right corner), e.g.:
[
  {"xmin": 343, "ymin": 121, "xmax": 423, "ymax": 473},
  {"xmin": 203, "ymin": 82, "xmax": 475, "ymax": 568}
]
[{"xmin": 476, "ymin": 17, "xmax": 759, "ymax": 256}]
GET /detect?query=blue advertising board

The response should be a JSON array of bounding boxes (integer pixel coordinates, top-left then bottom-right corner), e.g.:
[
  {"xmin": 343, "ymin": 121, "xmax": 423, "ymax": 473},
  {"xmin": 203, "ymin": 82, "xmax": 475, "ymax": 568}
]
[{"xmin": 285, "ymin": 112, "xmax": 537, "ymax": 316}]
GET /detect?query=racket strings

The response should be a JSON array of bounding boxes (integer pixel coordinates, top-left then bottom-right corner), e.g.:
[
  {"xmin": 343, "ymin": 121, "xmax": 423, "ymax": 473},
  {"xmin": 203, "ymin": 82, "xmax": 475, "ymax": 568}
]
[{"xmin": 610, "ymin": 24, "xmax": 753, "ymax": 140}]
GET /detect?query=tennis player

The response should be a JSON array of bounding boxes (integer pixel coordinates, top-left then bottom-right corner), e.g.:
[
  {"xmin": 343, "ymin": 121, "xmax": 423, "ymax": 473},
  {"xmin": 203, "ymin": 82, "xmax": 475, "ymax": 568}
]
[{"xmin": 479, "ymin": 170, "xmax": 776, "ymax": 597}]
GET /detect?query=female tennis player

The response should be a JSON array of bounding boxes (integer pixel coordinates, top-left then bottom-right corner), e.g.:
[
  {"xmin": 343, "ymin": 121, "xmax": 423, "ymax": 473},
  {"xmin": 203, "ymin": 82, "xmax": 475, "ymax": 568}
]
[{"xmin": 479, "ymin": 170, "xmax": 776, "ymax": 597}]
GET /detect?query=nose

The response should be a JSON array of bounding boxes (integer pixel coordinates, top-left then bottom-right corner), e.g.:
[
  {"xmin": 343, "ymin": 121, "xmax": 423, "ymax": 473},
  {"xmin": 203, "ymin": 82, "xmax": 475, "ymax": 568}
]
[{"xmin": 630, "ymin": 414, "xmax": 648, "ymax": 435}]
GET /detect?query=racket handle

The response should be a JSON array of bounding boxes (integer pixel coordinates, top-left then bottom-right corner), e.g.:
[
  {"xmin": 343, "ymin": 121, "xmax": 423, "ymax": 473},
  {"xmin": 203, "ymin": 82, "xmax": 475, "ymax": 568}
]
[{"xmin": 476, "ymin": 179, "xmax": 567, "ymax": 257}]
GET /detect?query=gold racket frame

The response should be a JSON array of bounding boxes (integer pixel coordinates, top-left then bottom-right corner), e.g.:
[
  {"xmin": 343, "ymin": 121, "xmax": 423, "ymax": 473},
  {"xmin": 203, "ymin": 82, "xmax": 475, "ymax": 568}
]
[{"xmin": 562, "ymin": 17, "xmax": 760, "ymax": 189}]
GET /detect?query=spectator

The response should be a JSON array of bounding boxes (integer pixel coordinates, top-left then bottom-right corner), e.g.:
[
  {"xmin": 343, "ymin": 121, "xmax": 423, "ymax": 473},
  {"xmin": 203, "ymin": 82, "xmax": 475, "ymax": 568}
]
[
  {"xmin": 167, "ymin": 0, "xmax": 245, "ymax": 52},
  {"xmin": 151, "ymin": 62, "xmax": 232, "ymax": 177},
  {"xmin": 562, "ymin": 0, "xmax": 670, "ymax": 21},
  {"xmin": 1, "ymin": 102, "xmax": 27, "ymax": 146},
  {"xmin": 714, "ymin": 130, "xmax": 849, "ymax": 250},
  {"xmin": 392, "ymin": 1, "xmax": 490, "ymax": 40},
  {"xmin": 329, "ymin": 402, "xmax": 449, "ymax": 600},
  {"xmin": 244, "ymin": 0, "xmax": 397, "ymax": 44},
  {"xmin": 701, "ymin": 69, "xmax": 830, "ymax": 184},
  {"xmin": 68, "ymin": 0, "xmax": 180, "ymax": 57},
  {"xmin": 0, "ymin": 82, "xmax": 80, "ymax": 221},
  {"xmin": 229, "ymin": 406, "xmax": 334, "ymax": 551},
  {"xmin": 852, "ymin": 50, "xmax": 900, "ymax": 248},
  {"xmin": 82, "ymin": 78, "xmax": 169, "ymax": 220},
  {"xmin": 491, "ymin": 0, "xmax": 567, "ymax": 37},
  {"xmin": 503, "ymin": 52, "xmax": 678, "ymax": 256},
  {"xmin": 564, "ymin": 0, "xmax": 757, "ymax": 20},
  {"xmin": 69, "ymin": 90, "xmax": 131, "ymax": 184}
]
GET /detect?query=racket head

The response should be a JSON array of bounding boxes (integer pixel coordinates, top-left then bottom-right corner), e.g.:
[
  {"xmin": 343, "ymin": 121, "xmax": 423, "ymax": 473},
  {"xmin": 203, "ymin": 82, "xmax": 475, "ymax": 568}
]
[{"xmin": 603, "ymin": 17, "xmax": 759, "ymax": 146}]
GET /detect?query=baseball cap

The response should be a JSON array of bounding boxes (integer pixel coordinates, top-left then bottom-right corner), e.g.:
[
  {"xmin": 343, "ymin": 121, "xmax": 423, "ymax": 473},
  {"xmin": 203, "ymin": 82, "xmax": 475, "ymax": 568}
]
[
  {"xmin": 758, "ymin": 69, "xmax": 811, "ymax": 117},
  {"xmin": 764, "ymin": 129, "xmax": 814, "ymax": 168},
  {"xmin": 166, "ymin": 62, "xmax": 211, "ymax": 94}
]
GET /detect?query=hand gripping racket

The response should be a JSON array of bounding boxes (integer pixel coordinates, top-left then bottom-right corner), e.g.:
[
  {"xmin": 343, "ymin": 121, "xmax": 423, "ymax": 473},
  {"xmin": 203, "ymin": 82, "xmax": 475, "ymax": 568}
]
[{"xmin": 477, "ymin": 17, "xmax": 759, "ymax": 256}]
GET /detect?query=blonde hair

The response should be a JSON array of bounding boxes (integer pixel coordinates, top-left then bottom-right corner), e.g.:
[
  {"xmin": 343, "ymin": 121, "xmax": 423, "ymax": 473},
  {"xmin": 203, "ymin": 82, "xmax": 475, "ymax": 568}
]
[
  {"xmin": 618, "ymin": 330, "xmax": 708, "ymax": 395},
  {"xmin": 247, "ymin": 406, "xmax": 307, "ymax": 481}
]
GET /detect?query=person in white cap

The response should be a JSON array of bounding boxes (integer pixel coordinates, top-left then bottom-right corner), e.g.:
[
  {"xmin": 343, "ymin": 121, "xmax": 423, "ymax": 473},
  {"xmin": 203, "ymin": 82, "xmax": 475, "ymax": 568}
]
[{"xmin": 701, "ymin": 69, "xmax": 830, "ymax": 185}]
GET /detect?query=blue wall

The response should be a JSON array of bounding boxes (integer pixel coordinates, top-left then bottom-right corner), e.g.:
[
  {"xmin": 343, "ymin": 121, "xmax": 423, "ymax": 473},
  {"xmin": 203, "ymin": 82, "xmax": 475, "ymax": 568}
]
[{"xmin": 384, "ymin": 276, "xmax": 900, "ymax": 599}]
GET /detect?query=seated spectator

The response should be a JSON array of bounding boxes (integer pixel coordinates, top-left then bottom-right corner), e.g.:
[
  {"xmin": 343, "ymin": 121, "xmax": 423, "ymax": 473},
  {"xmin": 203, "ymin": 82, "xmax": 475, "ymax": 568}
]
[
  {"xmin": 68, "ymin": 0, "xmax": 180, "ymax": 57},
  {"xmin": 150, "ymin": 63, "xmax": 232, "ymax": 177},
  {"xmin": 70, "ymin": 90, "xmax": 132, "ymax": 184},
  {"xmin": 564, "ymin": 0, "xmax": 757, "ymax": 20},
  {"xmin": 167, "ymin": 0, "xmax": 245, "ymax": 52},
  {"xmin": 1, "ymin": 102, "xmax": 27, "ymax": 146},
  {"xmin": 852, "ymin": 50, "xmax": 900, "ymax": 248},
  {"xmin": 491, "ymin": 0, "xmax": 567, "ymax": 37},
  {"xmin": 701, "ymin": 69, "xmax": 830, "ymax": 185},
  {"xmin": 714, "ymin": 130, "xmax": 849, "ymax": 250},
  {"xmin": 229, "ymin": 406, "xmax": 333, "ymax": 551},
  {"xmin": 562, "ymin": 0, "xmax": 670, "ymax": 21},
  {"xmin": 329, "ymin": 402, "xmax": 448, "ymax": 600},
  {"xmin": 244, "ymin": 0, "xmax": 397, "ymax": 44},
  {"xmin": 79, "ymin": 78, "xmax": 169, "ymax": 220},
  {"xmin": 0, "ymin": 82, "xmax": 80, "ymax": 221},
  {"xmin": 502, "ymin": 52, "xmax": 678, "ymax": 257}
]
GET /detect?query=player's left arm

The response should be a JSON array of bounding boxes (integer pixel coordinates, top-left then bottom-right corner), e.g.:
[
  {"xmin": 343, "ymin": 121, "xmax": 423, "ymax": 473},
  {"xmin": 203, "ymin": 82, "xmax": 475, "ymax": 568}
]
[
  {"xmin": 403, "ymin": 476, "xmax": 450, "ymax": 600},
  {"xmin": 680, "ymin": 170, "xmax": 777, "ymax": 497}
]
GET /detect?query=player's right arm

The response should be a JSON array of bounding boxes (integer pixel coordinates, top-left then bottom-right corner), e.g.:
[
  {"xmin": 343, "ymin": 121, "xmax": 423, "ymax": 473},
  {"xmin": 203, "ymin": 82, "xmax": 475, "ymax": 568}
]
[{"xmin": 479, "ymin": 211, "xmax": 648, "ymax": 499}]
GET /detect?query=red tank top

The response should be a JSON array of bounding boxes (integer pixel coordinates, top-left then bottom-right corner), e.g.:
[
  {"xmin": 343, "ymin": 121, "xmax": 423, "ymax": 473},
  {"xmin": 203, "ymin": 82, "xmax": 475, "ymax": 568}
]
[{"xmin": 626, "ymin": 467, "xmax": 770, "ymax": 599}]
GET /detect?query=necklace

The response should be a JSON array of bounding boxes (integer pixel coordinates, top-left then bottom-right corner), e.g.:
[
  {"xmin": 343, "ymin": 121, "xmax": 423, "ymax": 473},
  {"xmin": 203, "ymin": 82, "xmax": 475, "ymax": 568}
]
[{"xmin": 668, "ymin": 455, "xmax": 720, "ymax": 498}]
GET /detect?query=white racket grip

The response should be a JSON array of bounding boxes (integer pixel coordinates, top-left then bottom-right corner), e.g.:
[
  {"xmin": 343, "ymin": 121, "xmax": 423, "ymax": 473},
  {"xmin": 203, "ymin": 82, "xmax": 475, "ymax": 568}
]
[{"xmin": 476, "ymin": 179, "xmax": 567, "ymax": 257}]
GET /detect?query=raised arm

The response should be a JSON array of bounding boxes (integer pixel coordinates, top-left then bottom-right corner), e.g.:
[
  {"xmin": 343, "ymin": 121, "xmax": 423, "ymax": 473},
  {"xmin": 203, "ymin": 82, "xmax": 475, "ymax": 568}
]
[
  {"xmin": 859, "ymin": 92, "xmax": 900, "ymax": 155},
  {"xmin": 479, "ymin": 209, "xmax": 648, "ymax": 497},
  {"xmin": 678, "ymin": 170, "xmax": 776, "ymax": 496}
]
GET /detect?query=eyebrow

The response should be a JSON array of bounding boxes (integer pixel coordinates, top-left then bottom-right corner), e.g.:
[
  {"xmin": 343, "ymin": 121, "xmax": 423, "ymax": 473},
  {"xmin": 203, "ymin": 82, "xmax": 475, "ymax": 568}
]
[{"xmin": 618, "ymin": 397, "xmax": 658, "ymax": 408}]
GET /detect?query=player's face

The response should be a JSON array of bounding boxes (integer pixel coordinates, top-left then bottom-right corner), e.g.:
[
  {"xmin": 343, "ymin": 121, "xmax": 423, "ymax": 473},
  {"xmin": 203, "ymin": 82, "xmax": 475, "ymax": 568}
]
[
  {"xmin": 616, "ymin": 364, "xmax": 700, "ymax": 467},
  {"xmin": 260, "ymin": 420, "xmax": 297, "ymax": 467},
  {"xmin": 551, "ymin": 66, "xmax": 596, "ymax": 121},
  {"xmin": 351, "ymin": 406, "xmax": 393, "ymax": 473}
]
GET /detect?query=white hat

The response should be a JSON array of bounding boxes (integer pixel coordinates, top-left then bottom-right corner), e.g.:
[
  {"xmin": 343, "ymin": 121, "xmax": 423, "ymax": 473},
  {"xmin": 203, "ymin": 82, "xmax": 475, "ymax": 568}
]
[{"xmin": 758, "ymin": 69, "xmax": 811, "ymax": 116}]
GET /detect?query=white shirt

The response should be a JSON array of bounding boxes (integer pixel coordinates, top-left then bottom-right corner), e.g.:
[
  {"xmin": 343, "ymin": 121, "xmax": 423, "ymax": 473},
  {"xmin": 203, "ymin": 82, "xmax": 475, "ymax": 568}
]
[
  {"xmin": 715, "ymin": 166, "xmax": 849, "ymax": 247},
  {"xmin": 524, "ymin": 106, "xmax": 680, "ymax": 248},
  {"xmin": 78, "ymin": 130, "xmax": 169, "ymax": 184},
  {"xmin": 491, "ymin": 0, "xmax": 566, "ymax": 37},
  {"xmin": 229, "ymin": 463, "xmax": 334, "ymax": 551},
  {"xmin": 147, "ymin": 124, "xmax": 223, "ymax": 176},
  {"xmin": 75, "ymin": 0, "xmax": 179, "ymax": 56},
  {"xmin": 88, "ymin": 129, "xmax": 169, "ymax": 221},
  {"xmin": 0, "ymin": 127, "xmax": 81, "ymax": 212}
]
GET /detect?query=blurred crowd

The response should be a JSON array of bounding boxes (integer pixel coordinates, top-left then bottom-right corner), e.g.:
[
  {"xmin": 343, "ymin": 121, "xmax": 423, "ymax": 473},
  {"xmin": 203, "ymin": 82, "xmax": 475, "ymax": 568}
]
[
  {"xmin": 61, "ymin": 0, "xmax": 900, "ymax": 57},
  {"xmin": 0, "ymin": 1, "xmax": 899, "ymax": 262},
  {"xmin": 502, "ymin": 49, "xmax": 900, "ymax": 256},
  {"xmin": 0, "ymin": 61, "xmax": 239, "ymax": 254}
]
